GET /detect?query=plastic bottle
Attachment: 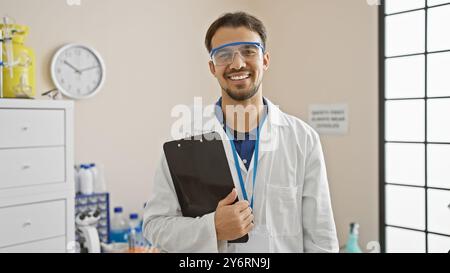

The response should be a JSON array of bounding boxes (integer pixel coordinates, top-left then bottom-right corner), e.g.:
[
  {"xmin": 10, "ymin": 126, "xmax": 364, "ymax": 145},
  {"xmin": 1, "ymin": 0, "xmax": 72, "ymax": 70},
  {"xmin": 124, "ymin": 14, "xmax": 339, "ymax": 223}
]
[
  {"xmin": 110, "ymin": 207, "xmax": 128, "ymax": 243},
  {"xmin": 128, "ymin": 213, "xmax": 138, "ymax": 251},
  {"xmin": 89, "ymin": 163, "xmax": 98, "ymax": 185},
  {"xmin": 90, "ymin": 163, "xmax": 107, "ymax": 193},
  {"xmin": 79, "ymin": 164, "xmax": 93, "ymax": 195},
  {"xmin": 128, "ymin": 213, "xmax": 147, "ymax": 252},
  {"xmin": 345, "ymin": 222, "xmax": 363, "ymax": 253}
]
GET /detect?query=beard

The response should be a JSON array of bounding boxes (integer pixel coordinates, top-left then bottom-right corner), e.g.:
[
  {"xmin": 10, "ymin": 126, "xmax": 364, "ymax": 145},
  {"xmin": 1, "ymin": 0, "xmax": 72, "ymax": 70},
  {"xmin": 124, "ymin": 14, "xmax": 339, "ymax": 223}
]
[{"xmin": 222, "ymin": 77, "xmax": 262, "ymax": 101}]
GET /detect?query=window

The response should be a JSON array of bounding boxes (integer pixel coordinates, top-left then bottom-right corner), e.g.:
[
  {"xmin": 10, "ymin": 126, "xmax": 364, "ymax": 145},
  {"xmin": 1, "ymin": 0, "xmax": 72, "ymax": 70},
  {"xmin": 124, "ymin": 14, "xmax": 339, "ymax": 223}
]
[{"xmin": 380, "ymin": 0, "xmax": 450, "ymax": 253}]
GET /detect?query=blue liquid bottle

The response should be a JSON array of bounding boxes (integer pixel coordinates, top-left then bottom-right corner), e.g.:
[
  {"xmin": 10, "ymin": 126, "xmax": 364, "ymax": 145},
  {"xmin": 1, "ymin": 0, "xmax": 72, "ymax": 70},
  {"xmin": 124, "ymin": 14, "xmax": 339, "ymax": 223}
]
[{"xmin": 345, "ymin": 222, "xmax": 362, "ymax": 253}]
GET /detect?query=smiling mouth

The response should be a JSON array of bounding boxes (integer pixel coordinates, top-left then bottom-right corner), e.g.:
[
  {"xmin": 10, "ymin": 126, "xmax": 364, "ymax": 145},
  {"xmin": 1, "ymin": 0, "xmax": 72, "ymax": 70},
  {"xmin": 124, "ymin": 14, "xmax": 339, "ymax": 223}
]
[{"xmin": 226, "ymin": 72, "xmax": 251, "ymax": 81}]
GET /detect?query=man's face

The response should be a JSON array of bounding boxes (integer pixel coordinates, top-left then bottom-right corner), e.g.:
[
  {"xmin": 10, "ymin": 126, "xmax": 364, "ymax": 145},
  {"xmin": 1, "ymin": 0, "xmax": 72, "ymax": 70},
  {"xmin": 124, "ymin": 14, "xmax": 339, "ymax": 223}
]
[{"xmin": 209, "ymin": 26, "xmax": 270, "ymax": 101}]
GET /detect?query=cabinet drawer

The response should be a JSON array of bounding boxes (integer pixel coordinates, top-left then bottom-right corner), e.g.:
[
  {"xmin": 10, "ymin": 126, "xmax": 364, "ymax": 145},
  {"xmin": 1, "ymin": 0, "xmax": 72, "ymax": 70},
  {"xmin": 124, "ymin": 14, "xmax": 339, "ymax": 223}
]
[
  {"xmin": 0, "ymin": 236, "xmax": 66, "ymax": 253},
  {"xmin": 0, "ymin": 147, "xmax": 65, "ymax": 190},
  {"xmin": 0, "ymin": 109, "xmax": 65, "ymax": 148},
  {"xmin": 428, "ymin": 189, "xmax": 450, "ymax": 236},
  {"xmin": 0, "ymin": 199, "xmax": 66, "ymax": 248}
]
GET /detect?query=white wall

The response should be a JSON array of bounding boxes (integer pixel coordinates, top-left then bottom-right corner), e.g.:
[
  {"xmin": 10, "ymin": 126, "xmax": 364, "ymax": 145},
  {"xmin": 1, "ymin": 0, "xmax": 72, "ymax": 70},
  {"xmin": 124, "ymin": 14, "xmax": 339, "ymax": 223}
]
[{"xmin": 0, "ymin": 0, "xmax": 379, "ymax": 250}]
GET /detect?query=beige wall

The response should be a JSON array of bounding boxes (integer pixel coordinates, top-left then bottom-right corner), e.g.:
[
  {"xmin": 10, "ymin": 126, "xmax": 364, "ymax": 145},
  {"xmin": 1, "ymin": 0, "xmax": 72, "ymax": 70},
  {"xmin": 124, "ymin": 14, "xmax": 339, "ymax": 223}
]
[{"xmin": 1, "ymin": 0, "xmax": 378, "ymax": 249}]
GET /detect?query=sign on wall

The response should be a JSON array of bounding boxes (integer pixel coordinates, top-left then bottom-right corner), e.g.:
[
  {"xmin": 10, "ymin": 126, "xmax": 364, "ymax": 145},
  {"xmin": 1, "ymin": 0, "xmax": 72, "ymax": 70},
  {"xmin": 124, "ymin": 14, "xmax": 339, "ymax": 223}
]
[{"xmin": 308, "ymin": 104, "xmax": 348, "ymax": 135}]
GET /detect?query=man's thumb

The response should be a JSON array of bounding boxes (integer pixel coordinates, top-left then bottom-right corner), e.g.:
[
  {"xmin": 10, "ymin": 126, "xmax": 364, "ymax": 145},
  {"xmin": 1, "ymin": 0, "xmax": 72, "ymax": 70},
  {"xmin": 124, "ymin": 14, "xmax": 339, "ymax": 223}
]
[{"xmin": 217, "ymin": 188, "xmax": 237, "ymax": 207}]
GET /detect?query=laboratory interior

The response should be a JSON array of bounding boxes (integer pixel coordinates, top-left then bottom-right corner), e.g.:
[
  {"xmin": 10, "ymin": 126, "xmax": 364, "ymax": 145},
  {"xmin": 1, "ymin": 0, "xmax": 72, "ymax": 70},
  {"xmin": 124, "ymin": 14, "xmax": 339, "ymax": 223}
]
[{"xmin": 0, "ymin": 0, "xmax": 449, "ymax": 254}]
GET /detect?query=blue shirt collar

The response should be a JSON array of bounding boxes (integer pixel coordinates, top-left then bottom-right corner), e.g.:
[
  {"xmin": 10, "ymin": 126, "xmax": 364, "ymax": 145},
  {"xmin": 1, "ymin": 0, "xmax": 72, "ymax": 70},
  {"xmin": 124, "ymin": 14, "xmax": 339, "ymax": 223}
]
[{"xmin": 214, "ymin": 97, "xmax": 268, "ymax": 138}]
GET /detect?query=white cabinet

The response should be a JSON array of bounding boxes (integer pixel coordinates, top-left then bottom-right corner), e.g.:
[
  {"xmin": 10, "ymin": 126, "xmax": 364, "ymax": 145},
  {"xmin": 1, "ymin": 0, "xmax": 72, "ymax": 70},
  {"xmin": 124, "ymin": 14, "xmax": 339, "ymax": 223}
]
[
  {"xmin": 0, "ymin": 236, "xmax": 66, "ymax": 253},
  {"xmin": 0, "ymin": 199, "xmax": 66, "ymax": 247},
  {"xmin": 0, "ymin": 99, "xmax": 74, "ymax": 253},
  {"xmin": 0, "ymin": 109, "xmax": 65, "ymax": 148},
  {"xmin": 0, "ymin": 147, "xmax": 65, "ymax": 189}
]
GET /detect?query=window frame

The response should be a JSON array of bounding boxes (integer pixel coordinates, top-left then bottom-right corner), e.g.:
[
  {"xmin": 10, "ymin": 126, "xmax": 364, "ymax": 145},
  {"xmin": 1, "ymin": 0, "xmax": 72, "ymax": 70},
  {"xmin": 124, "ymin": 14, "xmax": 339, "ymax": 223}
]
[{"xmin": 379, "ymin": 0, "xmax": 450, "ymax": 253}]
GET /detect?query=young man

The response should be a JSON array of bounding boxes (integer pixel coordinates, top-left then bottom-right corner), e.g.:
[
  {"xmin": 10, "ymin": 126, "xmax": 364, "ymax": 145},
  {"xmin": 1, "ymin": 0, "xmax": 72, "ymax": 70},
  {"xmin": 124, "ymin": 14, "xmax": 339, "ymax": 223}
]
[{"xmin": 143, "ymin": 12, "xmax": 339, "ymax": 253}]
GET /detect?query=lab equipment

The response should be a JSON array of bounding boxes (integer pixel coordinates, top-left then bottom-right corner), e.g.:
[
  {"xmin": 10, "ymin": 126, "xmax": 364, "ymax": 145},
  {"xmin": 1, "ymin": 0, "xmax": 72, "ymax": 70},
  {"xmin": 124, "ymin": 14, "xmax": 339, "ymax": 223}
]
[
  {"xmin": 100, "ymin": 211, "xmax": 153, "ymax": 253},
  {"xmin": 345, "ymin": 222, "xmax": 363, "ymax": 253},
  {"xmin": 2, "ymin": 17, "xmax": 13, "ymax": 78},
  {"xmin": 41, "ymin": 88, "xmax": 63, "ymax": 100},
  {"xmin": 1, "ymin": 17, "xmax": 36, "ymax": 98},
  {"xmin": 75, "ymin": 192, "xmax": 110, "ymax": 244},
  {"xmin": 89, "ymin": 163, "xmax": 98, "ymax": 190},
  {"xmin": 79, "ymin": 164, "xmax": 94, "ymax": 195},
  {"xmin": 128, "ymin": 213, "xmax": 150, "ymax": 251},
  {"xmin": 90, "ymin": 163, "xmax": 107, "ymax": 193},
  {"xmin": 75, "ymin": 209, "xmax": 101, "ymax": 253},
  {"xmin": 76, "ymin": 162, "xmax": 108, "ymax": 194},
  {"xmin": 128, "ymin": 213, "xmax": 139, "ymax": 251},
  {"xmin": 0, "ymin": 29, "xmax": 3, "ymax": 98},
  {"xmin": 110, "ymin": 206, "xmax": 128, "ymax": 243}
]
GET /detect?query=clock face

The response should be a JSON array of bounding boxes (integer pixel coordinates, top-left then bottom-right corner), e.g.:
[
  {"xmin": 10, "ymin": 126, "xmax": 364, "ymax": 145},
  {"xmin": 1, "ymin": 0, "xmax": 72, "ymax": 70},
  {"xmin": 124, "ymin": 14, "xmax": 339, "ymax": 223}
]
[{"xmin": 51, "ymin": 44, "xmax": 105, "ymax": 99}]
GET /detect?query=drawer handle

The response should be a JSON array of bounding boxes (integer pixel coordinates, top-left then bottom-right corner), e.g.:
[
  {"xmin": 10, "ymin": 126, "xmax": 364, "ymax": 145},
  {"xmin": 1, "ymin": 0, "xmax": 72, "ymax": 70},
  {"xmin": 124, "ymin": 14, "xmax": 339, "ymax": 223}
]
[
  {"xmin": 22, "ymin": 221, "xmax": 32, "ymax": 228},
  {"xmin": 21, "ymin": 126, "xmax": 30, "ymax": 131},
  {"xmin": 22, "ymin": 164, "xmax": 31, "ymax": 170}
]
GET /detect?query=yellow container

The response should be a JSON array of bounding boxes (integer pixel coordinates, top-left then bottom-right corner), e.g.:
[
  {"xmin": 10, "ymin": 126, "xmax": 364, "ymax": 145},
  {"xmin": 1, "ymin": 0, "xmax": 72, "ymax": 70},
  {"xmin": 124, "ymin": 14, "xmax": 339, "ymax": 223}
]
[{"xmin": 1, "ymin": 24, "xmax": 36, "ymax": 98}]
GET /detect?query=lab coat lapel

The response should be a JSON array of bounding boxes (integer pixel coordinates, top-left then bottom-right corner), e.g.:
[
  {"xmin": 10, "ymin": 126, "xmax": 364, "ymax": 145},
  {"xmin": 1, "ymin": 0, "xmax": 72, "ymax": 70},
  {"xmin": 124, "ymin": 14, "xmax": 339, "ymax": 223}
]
[{"xmin": 248, "ymin": 98, "xmax": 286, "ymax": 173}]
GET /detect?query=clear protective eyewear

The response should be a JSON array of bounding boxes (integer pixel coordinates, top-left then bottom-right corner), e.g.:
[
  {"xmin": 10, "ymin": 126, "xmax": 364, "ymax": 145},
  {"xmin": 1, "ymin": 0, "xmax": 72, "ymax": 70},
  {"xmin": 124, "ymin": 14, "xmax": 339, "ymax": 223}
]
[{"xmin": 210, "ymin": 42, "xmax": 265, "ymax": 66}]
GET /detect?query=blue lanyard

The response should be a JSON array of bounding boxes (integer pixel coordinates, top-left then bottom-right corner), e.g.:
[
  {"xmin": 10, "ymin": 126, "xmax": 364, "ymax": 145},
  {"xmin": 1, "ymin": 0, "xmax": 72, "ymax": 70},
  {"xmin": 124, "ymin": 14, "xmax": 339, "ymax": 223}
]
[{"xmin": 225, "ymin": 117, "xmax": 266, "ymax": 210}]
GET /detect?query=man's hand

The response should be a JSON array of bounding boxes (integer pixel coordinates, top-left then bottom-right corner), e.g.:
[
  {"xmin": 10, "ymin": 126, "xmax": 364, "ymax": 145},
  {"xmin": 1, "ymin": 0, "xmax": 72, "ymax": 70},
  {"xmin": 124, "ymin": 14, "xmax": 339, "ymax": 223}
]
[{"xmin": 214, "ymin": 188, "xmax": 254, "ymax": 241}]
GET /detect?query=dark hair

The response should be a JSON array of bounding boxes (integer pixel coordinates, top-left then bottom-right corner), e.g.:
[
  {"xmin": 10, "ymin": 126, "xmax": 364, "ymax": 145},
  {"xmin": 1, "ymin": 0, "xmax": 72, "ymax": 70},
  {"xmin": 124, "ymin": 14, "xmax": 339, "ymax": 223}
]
[{"xmin": 205, "ymin": 12, "xmax": 267, "ymax": 52}]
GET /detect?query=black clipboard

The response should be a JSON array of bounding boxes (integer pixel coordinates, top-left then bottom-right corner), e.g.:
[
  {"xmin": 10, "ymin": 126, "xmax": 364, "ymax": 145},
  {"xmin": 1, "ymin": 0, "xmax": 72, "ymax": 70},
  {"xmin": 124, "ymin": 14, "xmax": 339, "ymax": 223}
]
[{"xmin": 163, "ymin": 131, "xmax": 249, "ymax": 243}]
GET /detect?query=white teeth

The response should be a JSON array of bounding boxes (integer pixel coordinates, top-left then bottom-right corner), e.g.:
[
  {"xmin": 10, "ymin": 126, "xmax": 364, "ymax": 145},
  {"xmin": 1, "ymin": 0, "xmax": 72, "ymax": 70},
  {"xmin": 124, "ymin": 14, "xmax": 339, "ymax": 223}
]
[{"xmin": 229, "ymin": 74, "xmax": 250, "ymax": 81}]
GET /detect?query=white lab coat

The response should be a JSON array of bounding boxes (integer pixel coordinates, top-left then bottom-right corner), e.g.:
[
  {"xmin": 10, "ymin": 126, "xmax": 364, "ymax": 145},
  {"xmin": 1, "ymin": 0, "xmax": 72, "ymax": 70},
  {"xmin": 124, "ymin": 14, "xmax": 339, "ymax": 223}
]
[{"xmin": 143, "ymin": 98, "xmax": 339, "ymax": 253}]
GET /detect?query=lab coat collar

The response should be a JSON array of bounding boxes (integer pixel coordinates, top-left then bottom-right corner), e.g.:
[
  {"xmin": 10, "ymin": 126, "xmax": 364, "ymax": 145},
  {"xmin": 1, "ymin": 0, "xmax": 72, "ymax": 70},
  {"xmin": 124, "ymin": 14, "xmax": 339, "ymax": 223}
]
[{"xmin": 265, "ymin": 98, "xmax": 289, "ymax": 128}]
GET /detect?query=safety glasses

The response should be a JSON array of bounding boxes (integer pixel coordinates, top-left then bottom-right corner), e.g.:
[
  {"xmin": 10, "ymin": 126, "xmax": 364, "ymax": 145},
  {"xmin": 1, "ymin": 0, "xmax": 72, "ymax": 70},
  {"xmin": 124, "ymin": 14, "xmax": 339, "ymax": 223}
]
[{"xmin": 210, "ymin": 42, "xmax": 265, "ymax": 66}]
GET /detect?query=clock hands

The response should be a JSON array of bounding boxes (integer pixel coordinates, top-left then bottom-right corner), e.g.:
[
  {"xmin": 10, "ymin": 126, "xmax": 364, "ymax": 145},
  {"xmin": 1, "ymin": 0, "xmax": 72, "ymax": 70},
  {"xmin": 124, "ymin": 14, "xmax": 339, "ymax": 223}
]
[
  {"xmin": 64, "ymin": 60, "xmax": 82, "ymax": 74},
  {"xmin": 79, "ymin": 65, "xmax": 99, "ymax": 73},
  {"xmin": 63, "ymin": 61, "xmax": 99, "ymax": 75}
]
